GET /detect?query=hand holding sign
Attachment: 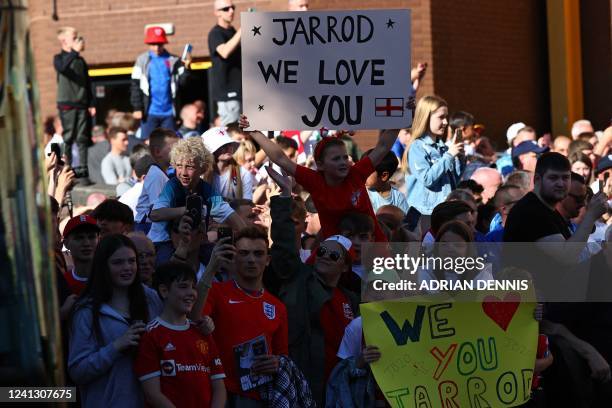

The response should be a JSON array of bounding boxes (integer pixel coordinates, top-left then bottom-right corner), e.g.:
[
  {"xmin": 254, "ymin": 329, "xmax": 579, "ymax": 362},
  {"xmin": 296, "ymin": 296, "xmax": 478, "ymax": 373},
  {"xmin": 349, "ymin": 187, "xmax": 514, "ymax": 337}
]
[
  {"xmin": 361, "ymin": 292, "xmax": 538, "ymax": 407},
  {"xmin": 356, "ymin": 345, "xmax": 382, "ymax": 369},
  {"xmin": 242, "ymin": 10, "xmax": 412, "ymax": 130}
]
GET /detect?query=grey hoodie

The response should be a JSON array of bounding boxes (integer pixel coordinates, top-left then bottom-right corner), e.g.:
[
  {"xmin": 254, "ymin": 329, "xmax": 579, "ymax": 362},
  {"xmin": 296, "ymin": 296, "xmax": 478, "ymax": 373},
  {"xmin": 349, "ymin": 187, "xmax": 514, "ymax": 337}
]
[{"xmin": 68, "ymin": 287, "xmax": 161, "ymax": 407}]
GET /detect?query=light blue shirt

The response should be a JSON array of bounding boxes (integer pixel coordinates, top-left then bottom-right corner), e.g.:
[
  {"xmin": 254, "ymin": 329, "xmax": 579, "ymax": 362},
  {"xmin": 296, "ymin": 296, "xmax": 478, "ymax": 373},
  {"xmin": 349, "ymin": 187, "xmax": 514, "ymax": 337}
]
[
  {"xmin": 147, "ymin": 180, "xmax": 234, "ymax": 243},
  {"xmin": 367, "ymin": 187, "xmax": 409, "ymax": 214},
  {"xmin": 405, "ymin": 135, "xmax": 465, "ymax": 215}
]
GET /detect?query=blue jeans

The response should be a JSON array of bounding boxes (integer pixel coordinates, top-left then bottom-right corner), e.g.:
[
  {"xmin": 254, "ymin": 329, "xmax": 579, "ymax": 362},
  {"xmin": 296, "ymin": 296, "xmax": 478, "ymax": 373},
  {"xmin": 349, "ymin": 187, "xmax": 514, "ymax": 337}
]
[{"xmin": 140, "ymin": 114, "xmax": 175, "ymax": 140}]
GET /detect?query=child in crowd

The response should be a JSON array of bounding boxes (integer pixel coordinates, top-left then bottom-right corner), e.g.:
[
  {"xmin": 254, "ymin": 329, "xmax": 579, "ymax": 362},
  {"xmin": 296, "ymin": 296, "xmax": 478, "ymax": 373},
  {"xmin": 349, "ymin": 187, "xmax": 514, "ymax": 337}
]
[
  {"xmin": 62, "ymin": 215, "xmax": 100, "ymax": 295},
  {"xmin": 68, "ymin": 234, "xmax": 161, "ymax": 407},
  {"xmin": 239, "ymin": 115, "xmax": 396, "ymax": 242},
  {"xmin": 337, "ymin": 212, "xmax": 376, "ymax": 291},
  {"xmin": 134, "ymin": 262, "xmax": 226, "ymax": 408},
  {"xmin": 365, "ymin": 148, "xmax": 409, "ymax": 214},
  {"xmin": 91, "ymin": 198, "xmax": 135, "ymax": 237},
  {"xmin": 404, "ymin": 95, "xmax": 465, "ymax": 231},
  {"xmin": 202, "ymin": 127, "xmax": 253, "ymax": 200},
  {"xmin": 134, "ymin": 128, "xmax": 180, "ymax": 234},
  {"xmin": 148, "ymin": 136, "xmax": 244, "ymax": 264},
  {"xmin": 233, "ymin": 140, "xmax": 259, "ymax": 180}
]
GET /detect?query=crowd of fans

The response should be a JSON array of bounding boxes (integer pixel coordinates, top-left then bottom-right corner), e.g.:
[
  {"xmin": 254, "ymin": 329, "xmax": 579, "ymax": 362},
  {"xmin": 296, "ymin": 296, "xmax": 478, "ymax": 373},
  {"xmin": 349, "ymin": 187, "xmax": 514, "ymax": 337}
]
[{"xmin": 43, "ymin": 0, "xmax": 612, "ymax": 407}]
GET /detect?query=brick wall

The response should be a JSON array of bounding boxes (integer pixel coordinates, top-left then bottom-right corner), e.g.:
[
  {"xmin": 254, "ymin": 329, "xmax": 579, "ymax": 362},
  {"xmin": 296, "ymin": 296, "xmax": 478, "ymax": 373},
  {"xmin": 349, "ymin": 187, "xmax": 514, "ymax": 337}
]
[
  {"xmin": 430, "ymin": 0, "xmax": 550, "ymax": 148},
  {"xmin": 28, "ymin": 0, "xmax": 288, "ymax": 120}
]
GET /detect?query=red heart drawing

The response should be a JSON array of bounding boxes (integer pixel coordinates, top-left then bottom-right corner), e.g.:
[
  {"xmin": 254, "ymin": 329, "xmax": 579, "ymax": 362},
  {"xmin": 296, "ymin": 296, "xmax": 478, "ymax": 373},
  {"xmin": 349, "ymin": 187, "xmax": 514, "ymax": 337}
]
[{"xmin": 482, "ymin": 293, "xmax": 521, "ymax": 331}]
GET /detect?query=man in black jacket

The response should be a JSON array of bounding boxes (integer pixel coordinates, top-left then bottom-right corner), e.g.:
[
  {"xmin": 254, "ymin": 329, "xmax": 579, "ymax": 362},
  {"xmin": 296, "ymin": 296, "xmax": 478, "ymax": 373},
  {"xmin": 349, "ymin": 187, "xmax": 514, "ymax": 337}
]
[{"xmin": 54, "ymin": 27, "xmax": 95, "ymax": 183}]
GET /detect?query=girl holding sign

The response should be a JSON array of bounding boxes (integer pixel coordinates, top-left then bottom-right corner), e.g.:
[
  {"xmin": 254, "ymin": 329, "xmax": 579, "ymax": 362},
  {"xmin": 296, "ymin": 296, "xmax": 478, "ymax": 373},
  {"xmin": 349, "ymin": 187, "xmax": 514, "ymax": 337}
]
[
  {"xmin": 239, "ymin": 115, "xmax": 396, "ymax": 242},
  {"xmin": 404, "ymin": 96, "xmax": 466, "ymax": 230}
]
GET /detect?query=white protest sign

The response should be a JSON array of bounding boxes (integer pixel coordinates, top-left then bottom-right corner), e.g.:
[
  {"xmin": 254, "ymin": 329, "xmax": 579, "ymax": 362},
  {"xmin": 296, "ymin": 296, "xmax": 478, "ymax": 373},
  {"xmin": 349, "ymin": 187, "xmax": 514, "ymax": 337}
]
[{"xmin": 241, "ymin": 9, "xmax": 412, "ymax": 130}]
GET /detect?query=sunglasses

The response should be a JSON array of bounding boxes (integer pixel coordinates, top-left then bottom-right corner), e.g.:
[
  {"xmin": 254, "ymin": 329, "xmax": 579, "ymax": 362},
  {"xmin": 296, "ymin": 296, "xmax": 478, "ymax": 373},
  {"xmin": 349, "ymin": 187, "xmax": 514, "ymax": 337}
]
[
  {"xmin": 316, "ymin": 246, "xmax": 342, "ymax": 262},
  {"xmin": 218, "ymin": 5, "xmax": 235, "ymax": 11}
]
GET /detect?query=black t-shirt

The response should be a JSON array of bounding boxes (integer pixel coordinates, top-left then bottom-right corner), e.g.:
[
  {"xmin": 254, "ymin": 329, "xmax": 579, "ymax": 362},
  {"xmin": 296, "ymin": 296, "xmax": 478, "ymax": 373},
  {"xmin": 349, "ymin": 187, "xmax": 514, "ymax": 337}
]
[
  {"xmin": 503, "ymin": 192, "xmax": 573, "ymax": 303},
  {"xmin": 208, "ymin": 25, "xmax": 242, "ymax": 102},
  {"xmin": 503, "ymin": 192, "xmax": 572, "ymax": 242}
]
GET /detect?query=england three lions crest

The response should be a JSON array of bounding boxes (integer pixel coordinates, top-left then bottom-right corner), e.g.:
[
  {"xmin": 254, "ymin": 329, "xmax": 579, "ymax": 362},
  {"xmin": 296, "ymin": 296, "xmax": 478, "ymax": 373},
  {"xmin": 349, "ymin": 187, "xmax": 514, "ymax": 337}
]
[
  {"xmin": 351, "ymin": 190, "xmax": 362, "ymax": 207},
  {"xmin": 263, "ymin": 302, "xmax": 276, "ymax": 320}
]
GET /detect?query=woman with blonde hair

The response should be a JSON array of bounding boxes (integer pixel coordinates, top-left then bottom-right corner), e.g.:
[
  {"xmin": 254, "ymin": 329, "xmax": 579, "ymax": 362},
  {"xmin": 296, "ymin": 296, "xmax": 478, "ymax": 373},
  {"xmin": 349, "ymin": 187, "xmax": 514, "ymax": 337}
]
[
  {"xmin": 404, "ymin": 95, "xmax": 465, "ymax": 230},
  {"xmin": 233, "ymin": 140, "xmax": 258, "ymax": 176}
]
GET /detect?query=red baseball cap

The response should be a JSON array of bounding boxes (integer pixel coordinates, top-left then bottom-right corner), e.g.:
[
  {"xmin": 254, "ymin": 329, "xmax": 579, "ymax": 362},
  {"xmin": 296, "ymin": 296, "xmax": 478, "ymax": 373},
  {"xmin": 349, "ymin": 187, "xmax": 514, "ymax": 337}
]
[
  {"xmin": 144, "ymin": 26, "xmax": 168, "ymax": 44},
  {"xmin": 63, "ymin": 215, "xmax": 100, "ymax": 239}
]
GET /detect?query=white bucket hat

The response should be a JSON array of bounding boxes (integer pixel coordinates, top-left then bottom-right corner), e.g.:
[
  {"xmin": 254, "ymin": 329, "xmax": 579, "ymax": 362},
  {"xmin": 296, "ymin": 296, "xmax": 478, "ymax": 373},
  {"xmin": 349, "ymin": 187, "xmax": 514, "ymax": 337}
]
[
  {"xmin": 506, "ymin": 122, "xmax": 526, "ymax": 145},
  {"xmin": 201, "ymin": 127, "xmax": 239, "ymax": 154}
]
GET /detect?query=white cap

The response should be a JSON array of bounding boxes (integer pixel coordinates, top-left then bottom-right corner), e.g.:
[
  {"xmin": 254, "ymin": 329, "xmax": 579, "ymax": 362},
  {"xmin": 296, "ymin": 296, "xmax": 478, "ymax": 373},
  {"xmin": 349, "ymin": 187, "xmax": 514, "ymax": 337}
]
[
  {"xmin": 201, "ymin": 127, "xmax": 238, "ymax": 154},
  {"xmin": 324, "ymin": 235, "xmax": 353, "ymax": 252},
  {"xmin": 506, "ymin": 122, "xmax": 526, "ymax": 144}
]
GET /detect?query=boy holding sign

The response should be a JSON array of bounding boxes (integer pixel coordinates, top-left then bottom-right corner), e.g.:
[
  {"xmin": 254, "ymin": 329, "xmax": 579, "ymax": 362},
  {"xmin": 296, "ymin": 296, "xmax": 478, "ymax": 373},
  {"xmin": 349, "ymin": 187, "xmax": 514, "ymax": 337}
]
[{"xmin": 239, "ymin": 115, "xmax": 395, "ymax": 242}]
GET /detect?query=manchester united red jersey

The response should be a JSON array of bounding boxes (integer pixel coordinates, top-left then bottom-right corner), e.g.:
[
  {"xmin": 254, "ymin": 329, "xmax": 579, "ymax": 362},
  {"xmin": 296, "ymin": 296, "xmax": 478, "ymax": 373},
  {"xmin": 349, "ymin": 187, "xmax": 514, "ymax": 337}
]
[
  {"xmin": 294, "ymin": 156, "xmax": 387, "ymax": 242},
  {"xmin": 63, "ymin": 268, "xmax": 87, "ymax": 295},
  {"xmin": 134, "ymin": 318, "xmax": 225, "ymax": 408},
  {"xmin": 203, "ymin": 280, "xmax": 288, "ymax": 399}
]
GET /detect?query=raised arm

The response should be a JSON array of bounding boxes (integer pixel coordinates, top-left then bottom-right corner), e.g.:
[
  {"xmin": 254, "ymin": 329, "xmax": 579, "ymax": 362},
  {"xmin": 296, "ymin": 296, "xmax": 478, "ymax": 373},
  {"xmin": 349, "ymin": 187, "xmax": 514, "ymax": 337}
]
[
  {"xmin": 53, "ymin": 51, "xmax": 78, "ymax": 74},
  {"xmin": 189, "ymin": 237, "xmax": 234, "ymax": 321},
  {"xmin": 239, "ymin": 116, "xmax": 297, "ymax": 175},
  {"xmin": 268, "ymin": 167, "xmax": 302, "ymax": 282},
  {"xmin": 368, "ymin": 129, "xmax": 400, "ymax": 168},
  {"xmin": 215, "ymin": 28, "xmax": 241, "ymax": 60},
  {"xmin": 536, "ymin": 192, "xmax": 608, "ymax": 264}
]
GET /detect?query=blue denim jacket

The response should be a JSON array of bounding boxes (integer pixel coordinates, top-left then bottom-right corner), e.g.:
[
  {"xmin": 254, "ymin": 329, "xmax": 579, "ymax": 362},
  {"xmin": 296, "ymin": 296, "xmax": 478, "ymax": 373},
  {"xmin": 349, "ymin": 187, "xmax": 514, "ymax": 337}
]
[{"xmin": 405, "ymin": 135, "xmax": 465, "ymax": 214}]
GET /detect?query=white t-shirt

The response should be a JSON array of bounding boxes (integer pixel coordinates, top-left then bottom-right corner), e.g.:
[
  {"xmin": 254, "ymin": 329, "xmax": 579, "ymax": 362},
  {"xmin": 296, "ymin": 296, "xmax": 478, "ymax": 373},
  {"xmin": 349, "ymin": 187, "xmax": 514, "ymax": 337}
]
[
  {"xmin": 337, "ymin": 316, "xmax": 363, "ymax": 359},
  {"xmin": 135, "ymin": 165, "xmax": 168, "ymax": 223},
  {"xmin": 119, "ymin": 182, "xmax": 144, "ymax": 218},
  {"xmin": 213, "ymin": 166, "xmax": 254, "ymax": 200}
]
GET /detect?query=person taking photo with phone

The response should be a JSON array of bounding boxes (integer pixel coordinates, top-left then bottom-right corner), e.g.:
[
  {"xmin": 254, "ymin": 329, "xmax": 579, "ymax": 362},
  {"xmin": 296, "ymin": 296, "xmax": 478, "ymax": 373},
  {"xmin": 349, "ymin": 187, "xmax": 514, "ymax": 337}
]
[
  {"xmin": 404, "ymin": 95, "xmax": 465, "ymax": 231},
  {"xmin": 148, "ymin": 137, "xmax": 245, "ymax": 264},
  {"xmin": 209, "ymin": 0, "xmax": 242, "ymax": 126},
  {"xmin": 54, "ymin": 26, "xmax": 95, "ymax": 184}
]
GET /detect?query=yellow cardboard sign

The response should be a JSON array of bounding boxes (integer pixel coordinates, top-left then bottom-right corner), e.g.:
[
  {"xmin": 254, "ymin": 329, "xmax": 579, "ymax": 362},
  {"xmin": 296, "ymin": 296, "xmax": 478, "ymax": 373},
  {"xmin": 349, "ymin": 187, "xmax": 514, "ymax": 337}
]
[{"xmin": 361, "ymin": 292, "xmax": 538, "ymax": 407}]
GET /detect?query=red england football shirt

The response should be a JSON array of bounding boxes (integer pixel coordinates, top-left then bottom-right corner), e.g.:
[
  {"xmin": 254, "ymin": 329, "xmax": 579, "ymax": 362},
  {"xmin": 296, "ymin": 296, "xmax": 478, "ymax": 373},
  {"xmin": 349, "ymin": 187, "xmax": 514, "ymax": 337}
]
[
  {"xmin": 202, "ymin": 280, "xmax": 288, "ymax": 399},
  {"xmin": 63, "ymin": 268, "xmax": 87, "ymax": 295},
  {"xmin": 320, "ymin": 288, "xmax": 355, "ymax": 381},
  {"xmin": 134, "ymin": 318, "xmax": 225, "ymax": 408},
  {"xmin": 294, "ymin": 156, "xmax": 387, "ymax": 242}
]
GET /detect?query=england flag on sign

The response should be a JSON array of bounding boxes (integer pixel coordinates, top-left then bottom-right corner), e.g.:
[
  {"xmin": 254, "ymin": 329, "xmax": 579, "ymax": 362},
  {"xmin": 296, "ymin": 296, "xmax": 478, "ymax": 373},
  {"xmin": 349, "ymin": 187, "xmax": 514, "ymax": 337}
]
[{"xmin": 375, "ymin": 98, "xmax": 404, "ymax": 117}]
